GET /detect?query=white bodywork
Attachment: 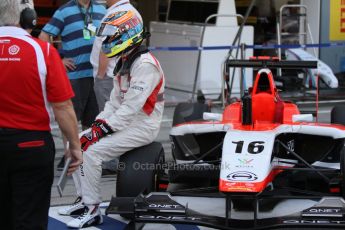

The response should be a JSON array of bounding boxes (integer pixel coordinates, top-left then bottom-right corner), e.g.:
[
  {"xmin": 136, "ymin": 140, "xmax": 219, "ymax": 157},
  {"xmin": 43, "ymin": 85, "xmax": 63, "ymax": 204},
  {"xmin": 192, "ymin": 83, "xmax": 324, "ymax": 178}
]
[
  {"xmin": 171, "ymin": 122, "xmax": 345, "ymax": 189},
  {"xmin": 220, "ymin": 130, "xmax": 276, "ymax": 184},
  {"xmin": 171, "ymin": 123, "xmax": 345, "ymax": 139}
]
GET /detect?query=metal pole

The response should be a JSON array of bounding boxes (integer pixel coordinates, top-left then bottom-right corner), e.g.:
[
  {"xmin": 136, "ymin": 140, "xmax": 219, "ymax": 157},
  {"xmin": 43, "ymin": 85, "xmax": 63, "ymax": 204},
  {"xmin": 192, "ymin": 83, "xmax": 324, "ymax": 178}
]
[
  {"xmin": 240, "ymin": 43, "xmax": 246, "ymax": 96},
  {"xmin": 224, "ymin": 0, "xmax": 257, "ymax": 100},
  {"xmin": 191, "ymin": 14, "xmax": 244, "ymax": 102}
]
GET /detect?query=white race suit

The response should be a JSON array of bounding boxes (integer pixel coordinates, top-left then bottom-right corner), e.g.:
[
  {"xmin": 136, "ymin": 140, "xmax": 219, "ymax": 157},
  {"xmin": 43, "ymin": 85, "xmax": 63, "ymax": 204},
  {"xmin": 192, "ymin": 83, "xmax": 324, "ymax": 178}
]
[{"xmin": 73, "ymin": 51, "xmax": 165, "ymax": 205}]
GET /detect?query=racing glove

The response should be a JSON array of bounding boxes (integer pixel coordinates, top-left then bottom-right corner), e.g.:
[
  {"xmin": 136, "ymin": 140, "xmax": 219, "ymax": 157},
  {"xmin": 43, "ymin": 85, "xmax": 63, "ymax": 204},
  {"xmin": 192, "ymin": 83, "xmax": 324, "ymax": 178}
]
[{"xmin": 80, "ymin": 119, "xmax": 114, "ymax": 152}]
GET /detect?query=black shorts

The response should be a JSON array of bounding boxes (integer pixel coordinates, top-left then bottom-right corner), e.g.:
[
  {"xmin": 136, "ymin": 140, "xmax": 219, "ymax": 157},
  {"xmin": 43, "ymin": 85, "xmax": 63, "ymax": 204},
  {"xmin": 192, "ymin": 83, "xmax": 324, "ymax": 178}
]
[{"xmin": 70, "ymin": 77, "xmax": 99, "ymax": 127}]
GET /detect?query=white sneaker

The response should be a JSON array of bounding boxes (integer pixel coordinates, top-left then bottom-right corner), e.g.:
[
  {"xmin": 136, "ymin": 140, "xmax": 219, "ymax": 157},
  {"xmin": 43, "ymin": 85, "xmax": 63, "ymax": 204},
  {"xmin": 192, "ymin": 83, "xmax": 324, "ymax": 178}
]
[
  {"xmin": 67, "ymin": 205, "xmax": 103, "ymax": 229},
  {"xmin": 58, "ymin": 197, "xmax": 85, "ymax": 216}
]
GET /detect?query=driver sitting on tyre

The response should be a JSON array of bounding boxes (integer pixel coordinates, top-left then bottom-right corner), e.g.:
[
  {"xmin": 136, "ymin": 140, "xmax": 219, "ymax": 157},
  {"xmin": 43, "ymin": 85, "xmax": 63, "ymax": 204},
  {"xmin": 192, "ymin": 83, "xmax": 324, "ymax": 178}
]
[{"xmin": 58, "ymin": 10, "xmax": 165, "ymax": 229}]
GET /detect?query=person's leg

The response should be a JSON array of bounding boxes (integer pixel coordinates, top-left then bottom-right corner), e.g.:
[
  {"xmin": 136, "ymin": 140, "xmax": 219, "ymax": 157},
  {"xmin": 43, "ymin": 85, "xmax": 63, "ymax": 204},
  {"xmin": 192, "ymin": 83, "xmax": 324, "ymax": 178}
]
[
  {"xmin": 66, "ymin": 150, "xmax": 103, "ymax": 228},
  {"xmin": 0, "ymin": 131, "xmax": 12, "ymax": 230},
  {"xmin": 80, "ymin": 77, "xmax": 99, "ymax": 129},
  {"xmin": 10, "ymin": 131, "xmax": 55, "ymax": 230},
  {"xmin": 81, "ymin": 125, "xmax": 156, "ymax": 205},
  {"xmin": 94, "ymin": 75, "xmax": 116, "ymax": 173},
  {"xmin": 57, "ymin": 169, "xmax": 85, "ymax": 216},
  {"xmin": 89, "ymin": 76, "xmax": 120, "ymax": 175},
  {"xmin": 93, "ymin": 75, "xmax": 113, "ymax": 112},
  {"xmin": 58, "ymin": 129, "xmax": 94, "ymax": 216},
  {"xmin": 67, "ymin": 125, "xmax": 157, "ymax": 228},
  {"xmin": 70, "ymin": 79, "xmax": 84, "ymax": 123}
]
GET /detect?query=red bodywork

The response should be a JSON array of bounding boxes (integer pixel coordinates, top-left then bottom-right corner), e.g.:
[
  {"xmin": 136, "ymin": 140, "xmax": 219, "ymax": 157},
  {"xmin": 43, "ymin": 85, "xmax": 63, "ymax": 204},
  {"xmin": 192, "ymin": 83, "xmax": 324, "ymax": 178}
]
[
  {"xmin": 223, "ymin": 68, "xmax": 300, "ymax": 130},
  {"xmin": 172, "ymin": 63, "xmax": 345, "ymax": 194},
  {"xmin": 218, "ymin": 69, "xmax": 300, "ymax": 192}
]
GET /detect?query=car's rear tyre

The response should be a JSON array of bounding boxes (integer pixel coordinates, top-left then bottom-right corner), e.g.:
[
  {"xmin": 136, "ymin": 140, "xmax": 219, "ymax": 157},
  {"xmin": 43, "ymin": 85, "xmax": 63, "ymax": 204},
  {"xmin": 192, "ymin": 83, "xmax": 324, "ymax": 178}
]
[
  {"xmin": 116, "ymin": 142, "xmax": 165, "ymax": 219},
  {"xmin": 340, "ymin": 148, "xmax": 345, "ymax": 199},
  {"xmin": 331, "ymin": 105, "xmax": 345, "ymax": 125},
  {"xmin": 171, "ymin": 102, "xmax": 210, "ymax": 162},
  {"xmin": 172, "ymin": 102, "xmax": 210, "ymax": 126},
  {"xmin": 171, "ymin": 101, "xmax": 213, "ymax": 178},
  {"xmin": 331, "ymin": 105, "xmax": 345, "ymax": 199}
]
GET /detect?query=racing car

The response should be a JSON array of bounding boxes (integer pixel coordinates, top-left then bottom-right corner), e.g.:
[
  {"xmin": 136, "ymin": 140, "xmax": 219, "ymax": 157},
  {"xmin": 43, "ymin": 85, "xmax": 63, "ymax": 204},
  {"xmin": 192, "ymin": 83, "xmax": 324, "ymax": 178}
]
[{"xmin": 107, "ymin": 58, "xmax": 345, "ymax": 229}]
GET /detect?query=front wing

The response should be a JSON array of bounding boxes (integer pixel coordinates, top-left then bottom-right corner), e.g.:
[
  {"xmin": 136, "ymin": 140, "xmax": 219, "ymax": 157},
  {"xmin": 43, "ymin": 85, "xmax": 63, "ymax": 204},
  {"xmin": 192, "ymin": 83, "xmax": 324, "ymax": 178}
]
[{"xmin": 106, "ymin": 192, "xmax": 345, "ymax": 229}]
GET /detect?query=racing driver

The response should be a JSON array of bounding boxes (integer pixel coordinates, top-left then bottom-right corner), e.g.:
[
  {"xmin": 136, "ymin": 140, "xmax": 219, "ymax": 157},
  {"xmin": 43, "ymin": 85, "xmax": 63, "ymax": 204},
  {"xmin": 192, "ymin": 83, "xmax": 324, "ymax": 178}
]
[{"xmin": 58, "ymin": 10, "xmax": 165, "ymax": 228}]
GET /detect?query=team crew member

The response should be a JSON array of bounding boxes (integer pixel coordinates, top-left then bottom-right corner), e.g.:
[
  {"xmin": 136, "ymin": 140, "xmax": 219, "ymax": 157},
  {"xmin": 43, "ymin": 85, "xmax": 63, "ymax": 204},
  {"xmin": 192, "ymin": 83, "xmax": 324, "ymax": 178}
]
[
  {"xmin": 39, "ymin": 0, "xmax": 106, "ymax": 170},
  {"xmin": 58, "ymin": 11, "xmax": 165, "ymax": 228},
  {"xmin": 19, "ymin": 7, "xmax": 37, "ymax": 33},
  {"xmin": 90, "ymin": 0, "xmax": 143, "ymax": 175},
  {"xmin": 39, "ymin": 0, "xmax": 106, "ymax": 129},
  {"xmin": 0, "ymin": 1, "xmax": 82, "ymax": 230}
]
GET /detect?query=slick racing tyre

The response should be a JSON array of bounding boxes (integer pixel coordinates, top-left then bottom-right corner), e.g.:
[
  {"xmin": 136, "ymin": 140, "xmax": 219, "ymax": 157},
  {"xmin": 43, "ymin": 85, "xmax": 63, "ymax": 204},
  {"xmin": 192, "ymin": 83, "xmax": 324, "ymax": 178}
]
[
  {"xmin": 331, "ymin": 105, "xmax": 345, "ymax": 199},
  {"xmin": 116, "ymin": 142, "xmax": 165, "ymax": 219},
  {"xmin": 171, "ymin": 102, "xmax": 210, "ymax": 162},
  {"xmin": 331, "ymin": 105, "xmax": 345, "ymax": 125},
  {"xmin": 117, "ymin": 142, "xmax": 165, "ymax": 197},
  {"xmin": 340, "ymin": 148, "xmax": 345, "ymax": 199}
]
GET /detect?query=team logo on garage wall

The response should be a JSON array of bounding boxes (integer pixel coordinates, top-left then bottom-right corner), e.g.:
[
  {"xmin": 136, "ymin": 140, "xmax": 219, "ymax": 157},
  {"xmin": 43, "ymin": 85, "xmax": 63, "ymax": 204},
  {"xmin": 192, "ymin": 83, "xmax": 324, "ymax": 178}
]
[
  {"xmin": 9, "ymin": 45, "xmax": 20, "ymax": 55},
  {"xmin": 227, "ymin": 171, "xmax": 258, "ymax": 181}
]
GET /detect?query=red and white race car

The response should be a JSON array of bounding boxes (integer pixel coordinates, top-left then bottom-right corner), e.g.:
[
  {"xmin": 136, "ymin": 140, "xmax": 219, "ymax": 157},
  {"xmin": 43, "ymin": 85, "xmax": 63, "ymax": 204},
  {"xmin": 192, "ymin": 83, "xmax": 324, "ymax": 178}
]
[{"xmin": 108, "ymin": 59, "xmax": 345, "ymax": 229}]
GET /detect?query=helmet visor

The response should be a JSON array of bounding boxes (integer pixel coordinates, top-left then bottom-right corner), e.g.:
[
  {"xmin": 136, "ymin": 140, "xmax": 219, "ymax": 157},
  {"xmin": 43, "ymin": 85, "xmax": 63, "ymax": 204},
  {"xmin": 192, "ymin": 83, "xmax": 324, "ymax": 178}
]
[{"xmin": 97, "ymin": 23, "xmax": 119, "ymax": 37}]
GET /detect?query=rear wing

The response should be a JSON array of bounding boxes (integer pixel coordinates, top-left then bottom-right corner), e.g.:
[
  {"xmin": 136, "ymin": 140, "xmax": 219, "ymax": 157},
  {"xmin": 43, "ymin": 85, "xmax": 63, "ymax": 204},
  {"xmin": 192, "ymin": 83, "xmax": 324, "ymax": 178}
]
[{"xmin": 226, "ymin": 59, "xmax": 317, "ymax": 69}]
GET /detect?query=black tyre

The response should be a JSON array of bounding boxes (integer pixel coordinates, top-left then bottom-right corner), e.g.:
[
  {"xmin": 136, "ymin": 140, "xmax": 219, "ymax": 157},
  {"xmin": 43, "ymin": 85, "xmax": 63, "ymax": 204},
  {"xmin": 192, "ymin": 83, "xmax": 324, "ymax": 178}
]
[
  {"xmin": 331, "ymin": 105, "xmax": 345, "ymax": 199},
  {"xmin": 171, "ymin": 102, "xmax": 211, "ymax": 162},
  {"xmin": 172, "ymin": 102, "xmax": 210, "ymax": 126},
  {"xmin": 116, "ymin": 142, "xmax": 165, "ymax": 197},
  {"xmin": 340, "ymin": 148, "xmax": 345, "ymax": 199},
  {"xmin": 331, "ymin": 105, "xmax": 345, "ymax": 125}
]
